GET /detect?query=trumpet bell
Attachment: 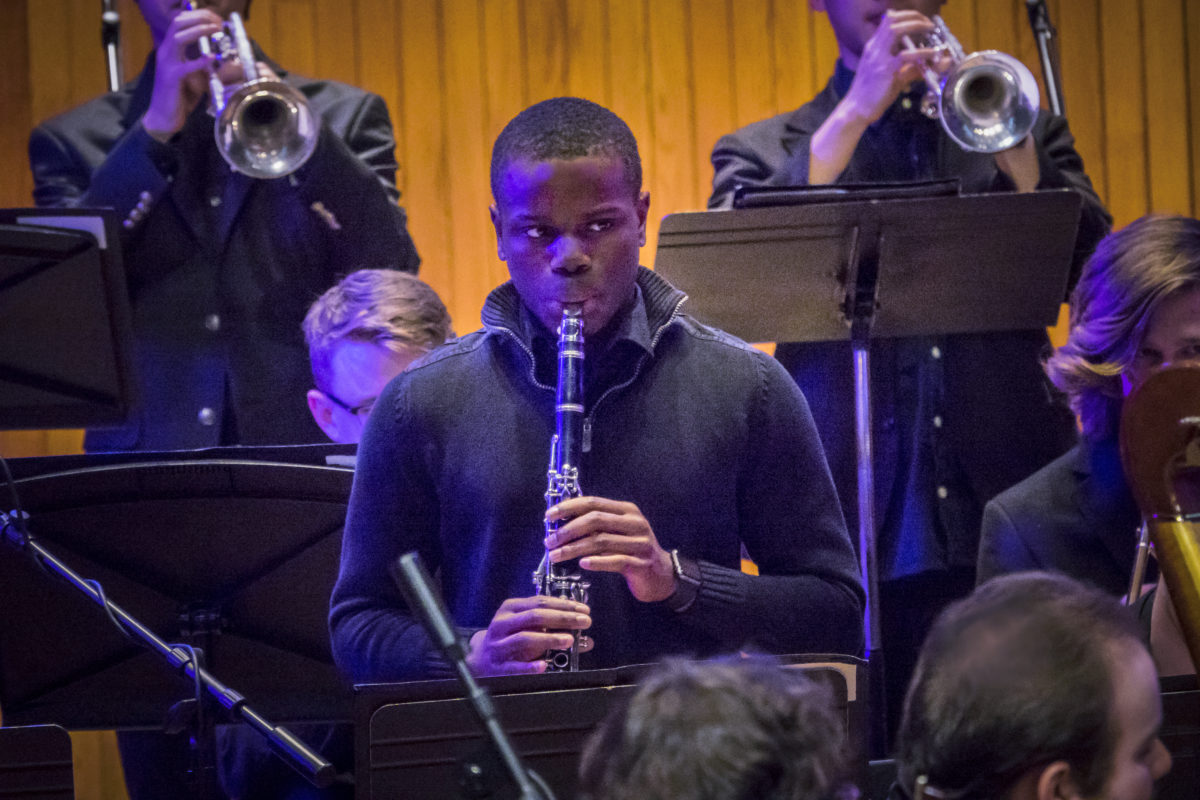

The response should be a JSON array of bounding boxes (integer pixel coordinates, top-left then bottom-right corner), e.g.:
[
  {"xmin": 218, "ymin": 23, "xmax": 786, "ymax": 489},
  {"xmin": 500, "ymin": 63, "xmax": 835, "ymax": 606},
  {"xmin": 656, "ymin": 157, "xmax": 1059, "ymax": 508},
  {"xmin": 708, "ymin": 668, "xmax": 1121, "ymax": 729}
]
[
  {"xmin": 215, "ymin": 78, "xmax": 318, "ymax": 179},
  {"xmin": 938, "ymin": 51, "xmax": 1040, "ymax": 153}
]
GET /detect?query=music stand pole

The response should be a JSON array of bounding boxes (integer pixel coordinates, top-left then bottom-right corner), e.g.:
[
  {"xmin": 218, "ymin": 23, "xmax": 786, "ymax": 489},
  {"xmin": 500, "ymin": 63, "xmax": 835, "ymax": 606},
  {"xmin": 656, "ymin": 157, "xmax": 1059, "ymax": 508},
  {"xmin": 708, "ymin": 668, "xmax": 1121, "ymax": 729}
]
[
  {"xmin": 848, "ymin": 217, "xmax": 885, "ymax": 655},
  {"xmin": 1026, "ymin": 0, "xmax": 1065, "ymax": 117},
  {"xmin": 101, "ymin": 0, "xmax": 124, "ymax": 92},
  {"xmin": 0, "ymin": 511, "xmax": 337, "ymax": 793}
]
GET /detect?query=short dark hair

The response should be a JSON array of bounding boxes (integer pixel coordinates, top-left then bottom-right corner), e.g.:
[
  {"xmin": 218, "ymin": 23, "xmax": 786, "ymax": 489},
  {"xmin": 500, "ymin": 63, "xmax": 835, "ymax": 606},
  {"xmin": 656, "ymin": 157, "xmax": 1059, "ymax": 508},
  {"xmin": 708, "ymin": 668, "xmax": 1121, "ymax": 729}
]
[
  {"xmin": 579, "ymin": 657, "xmax": 852, "ymax": 800},
  {"xmin": 302, "ymin": 269, "xmax": 453, "ymax": 389},
  {"xmin": 896, "ymin": 571, "xmax": 1145, "ymax": 800},
  {"xmin": 489, "ymin": 97, "xmax": 642, "ymax": 204}
]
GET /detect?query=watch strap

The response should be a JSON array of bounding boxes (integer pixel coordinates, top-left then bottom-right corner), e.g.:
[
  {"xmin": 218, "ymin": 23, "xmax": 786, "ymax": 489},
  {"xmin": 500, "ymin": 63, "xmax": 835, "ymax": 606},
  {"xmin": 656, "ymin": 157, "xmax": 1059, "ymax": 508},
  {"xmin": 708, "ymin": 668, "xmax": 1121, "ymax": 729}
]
[{"xmin": 666, "ymin": 549, "xmax": 702, "ymax": 613}]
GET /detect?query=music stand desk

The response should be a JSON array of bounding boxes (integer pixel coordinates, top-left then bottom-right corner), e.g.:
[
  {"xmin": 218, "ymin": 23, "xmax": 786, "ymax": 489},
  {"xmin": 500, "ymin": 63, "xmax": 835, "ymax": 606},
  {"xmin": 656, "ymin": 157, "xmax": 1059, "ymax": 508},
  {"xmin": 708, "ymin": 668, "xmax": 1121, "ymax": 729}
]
[
  {"xmin": 354, "ymin": 655, "xmax": 866, "ymax": 800},
  {"xmin": 0, "ymin": 207, "xmax": 136, "ymax": 430},
  {"xmin": 655, "ymin": 190, "xmax": 1080, "ymax": 344},
  {"xmin": 0, "ymin": 443, "xmax": 356, "ymax": 730}
]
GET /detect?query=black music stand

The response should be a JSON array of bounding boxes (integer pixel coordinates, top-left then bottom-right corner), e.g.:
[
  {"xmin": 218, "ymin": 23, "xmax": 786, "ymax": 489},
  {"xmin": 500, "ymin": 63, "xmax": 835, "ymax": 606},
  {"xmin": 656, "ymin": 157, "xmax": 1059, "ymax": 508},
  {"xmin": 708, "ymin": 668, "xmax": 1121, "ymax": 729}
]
[
  {"xmin": 0, "ymin": 208, "xmax": 137, "ymax": 430},
  {"xmin": 0, "ymin": 724, "xmax": 74, "ymax": 799},
  {"xmin": 654, "ymin": 188, "xmax": 1082, "ymax": 655},
  {"xmin": 353, "ymin": 655, "xmax": 866, "ymax": 800},
  {"xmin": 0, "ymin": 444, "xmax": 355, "ymax": 729},
  {"xmin": 0, "ymin": 445, "xmax": 358, "ymax": 796}
]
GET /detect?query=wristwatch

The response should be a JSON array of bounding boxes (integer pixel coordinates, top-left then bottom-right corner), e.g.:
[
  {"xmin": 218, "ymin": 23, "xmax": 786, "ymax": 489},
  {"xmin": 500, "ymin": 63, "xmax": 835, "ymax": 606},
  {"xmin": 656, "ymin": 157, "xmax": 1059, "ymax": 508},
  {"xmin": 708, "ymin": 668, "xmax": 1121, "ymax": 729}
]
[{"xmin": 666, "ymin": 549, "xmax": 702, "ymax": 613}]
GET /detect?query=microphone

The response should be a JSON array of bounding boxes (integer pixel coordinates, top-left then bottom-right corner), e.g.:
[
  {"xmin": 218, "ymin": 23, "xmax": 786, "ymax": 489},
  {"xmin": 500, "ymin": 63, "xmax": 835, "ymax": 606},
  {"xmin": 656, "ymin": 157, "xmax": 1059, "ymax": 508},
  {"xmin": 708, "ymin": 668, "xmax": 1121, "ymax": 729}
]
[{"xmin": 390, "ymin": 553, "xmax": 555, "ymax": 800}]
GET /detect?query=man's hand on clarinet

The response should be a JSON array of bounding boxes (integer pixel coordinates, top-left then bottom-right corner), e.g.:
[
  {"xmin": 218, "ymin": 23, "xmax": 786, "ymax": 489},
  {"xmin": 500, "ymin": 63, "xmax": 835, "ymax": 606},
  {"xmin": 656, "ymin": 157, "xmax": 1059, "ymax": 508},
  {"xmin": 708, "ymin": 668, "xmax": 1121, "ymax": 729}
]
[
  {"xmin": 465, "ymin": 596, "xmax": 591, "ymax": 677},
  {"xmin": 545, "ymin": 497, "xmax": 677, "ymax": 603}
]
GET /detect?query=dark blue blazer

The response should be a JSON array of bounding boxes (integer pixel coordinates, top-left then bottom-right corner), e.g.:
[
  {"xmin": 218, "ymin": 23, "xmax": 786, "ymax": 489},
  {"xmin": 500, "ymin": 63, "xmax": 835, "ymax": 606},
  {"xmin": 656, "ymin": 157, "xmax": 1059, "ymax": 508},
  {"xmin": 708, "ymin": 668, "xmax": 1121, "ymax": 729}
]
[
  {"xmin": 29, "ymin": 49, "xmax": 420, "ymax": 451},
  {"xmin": 976, "ymin": 439, "xmax": 1146, "ymax": 596}
]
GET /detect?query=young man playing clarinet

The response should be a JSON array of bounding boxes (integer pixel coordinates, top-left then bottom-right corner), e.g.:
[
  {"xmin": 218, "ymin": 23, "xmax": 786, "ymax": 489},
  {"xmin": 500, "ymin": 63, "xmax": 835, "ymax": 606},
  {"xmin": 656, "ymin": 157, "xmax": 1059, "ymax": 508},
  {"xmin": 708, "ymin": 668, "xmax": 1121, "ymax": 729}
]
[{"xmin": 330, "ymin": 97, "xmax": 863, "ymax": 681}]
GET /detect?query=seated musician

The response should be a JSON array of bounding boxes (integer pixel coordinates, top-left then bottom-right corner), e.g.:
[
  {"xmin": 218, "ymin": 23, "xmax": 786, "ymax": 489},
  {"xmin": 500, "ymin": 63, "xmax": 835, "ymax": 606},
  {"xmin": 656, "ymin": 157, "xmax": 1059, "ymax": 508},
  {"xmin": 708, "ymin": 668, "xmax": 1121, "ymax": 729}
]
[
  {"xmin": 217, "ymin": 268, "xmax": 452, "ymax": 799},
  {"xmin": 976, "ymin": 214, "xmax": 1200, "ymax": 676},
  {"xmin": 329, "ymin": 97, "xmax": 864, "ymax": 683},
  {"xmin": 578, "ymin": 657, "xmax": 854, "ymax": 800},
  {"xmin": 303, "ymin": 268, "xmax": 455, "ymax": 445},
  {"xmin": 893, "ymin": 571, "xmax": 1172, "ymax": 800}
]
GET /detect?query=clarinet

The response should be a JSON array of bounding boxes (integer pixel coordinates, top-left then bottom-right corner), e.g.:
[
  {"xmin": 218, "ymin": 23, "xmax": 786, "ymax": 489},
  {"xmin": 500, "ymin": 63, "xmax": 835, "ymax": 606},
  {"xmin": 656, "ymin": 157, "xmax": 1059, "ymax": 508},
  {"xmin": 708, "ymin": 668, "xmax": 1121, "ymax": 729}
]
[{"xmin": 533, "ymin": 307, "xmax": 590, "ymax": 672}]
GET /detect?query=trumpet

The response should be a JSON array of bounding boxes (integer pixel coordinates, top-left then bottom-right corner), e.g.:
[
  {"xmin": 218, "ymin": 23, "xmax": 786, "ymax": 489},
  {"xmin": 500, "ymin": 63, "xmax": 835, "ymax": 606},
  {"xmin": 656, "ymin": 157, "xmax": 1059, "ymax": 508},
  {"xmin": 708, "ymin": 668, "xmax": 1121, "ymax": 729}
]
[
  {"xmin": 185, "ymin": 2, "xmax": 317, "ymax": 178},
  {"xmin": 903, "ymin": 15, "xmax": 1040, "ymax": 153}
]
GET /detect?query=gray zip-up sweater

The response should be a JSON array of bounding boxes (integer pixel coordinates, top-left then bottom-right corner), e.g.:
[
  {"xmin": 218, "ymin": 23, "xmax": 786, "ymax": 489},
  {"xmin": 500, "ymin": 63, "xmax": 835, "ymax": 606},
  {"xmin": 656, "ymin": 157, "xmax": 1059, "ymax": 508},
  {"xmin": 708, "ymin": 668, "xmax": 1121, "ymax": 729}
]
[{"xmin": 330, "ymin": 267, "xmax": 864, "ymax": 683}]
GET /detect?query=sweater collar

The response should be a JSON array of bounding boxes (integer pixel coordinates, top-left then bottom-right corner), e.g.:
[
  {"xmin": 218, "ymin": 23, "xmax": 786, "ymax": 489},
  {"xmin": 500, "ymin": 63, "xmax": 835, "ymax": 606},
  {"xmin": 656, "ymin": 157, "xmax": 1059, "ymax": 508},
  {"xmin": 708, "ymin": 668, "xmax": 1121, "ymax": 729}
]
[{"xmin": 481, "ymin": 266, "xmax": 687, "ymax": 356}]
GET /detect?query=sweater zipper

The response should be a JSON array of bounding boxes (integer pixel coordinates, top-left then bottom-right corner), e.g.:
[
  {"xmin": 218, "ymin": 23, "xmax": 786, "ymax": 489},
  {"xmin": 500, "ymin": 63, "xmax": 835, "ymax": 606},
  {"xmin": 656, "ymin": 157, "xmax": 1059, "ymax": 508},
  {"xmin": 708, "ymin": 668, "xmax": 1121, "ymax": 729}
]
[
  {"xmin": 579, "ymin": 294, "xmax": 687, "ymax": 454},
  {"xmin": 490, "ymin": 293, "xmax": 687, "ymax": 454}
]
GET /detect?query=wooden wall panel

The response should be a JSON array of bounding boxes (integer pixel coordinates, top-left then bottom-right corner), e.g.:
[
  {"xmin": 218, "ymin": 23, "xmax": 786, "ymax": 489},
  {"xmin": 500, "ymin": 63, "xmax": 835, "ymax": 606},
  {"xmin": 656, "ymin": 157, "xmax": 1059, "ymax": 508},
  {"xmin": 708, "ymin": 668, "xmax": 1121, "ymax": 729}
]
[
  {"xmin": 1100, "ymin": 0, "xmax": 1150, "ymax": 223},
  {"xmin": 443, "ymin": 0, "xmax": 500, "ymax": 320},
  {"xmin": 3, "ymin": 2, "xmax": 1199, "ymax": 791},
  {"xmin": 772, "ymin": 1, "xmax": 818, "ymax": 121},
  {"xmin": 646, "ymin": 0, "xmax": 697, "ymax": 269},
  {"xmin": 566, "ymin": 1, "xmax": 612, "ymax": 104},
  {"xmin": 0, "ymin": 0, "xmax": 33, "ymax": 209},
  {"xmin": 1056, "ymin": 0, "xmax": 1107, "ymax": 200},
  {"xmin": 313, "ymin": 0, "xmax": 359, "ymax": 87},
  {"xmin": 525, "ymin": 0, "xmax": 570, "ymax": 101},
  {"xmin": 732, "ymin": 1, "xmax": 777, "ymax": 131},
  {"xmin": 690, "ymin": 0, "xmax": 736, "ymax": 196},
  {"xmin": 1145, "ymin": 0, "xmax": 1193, "ymax": 214}
]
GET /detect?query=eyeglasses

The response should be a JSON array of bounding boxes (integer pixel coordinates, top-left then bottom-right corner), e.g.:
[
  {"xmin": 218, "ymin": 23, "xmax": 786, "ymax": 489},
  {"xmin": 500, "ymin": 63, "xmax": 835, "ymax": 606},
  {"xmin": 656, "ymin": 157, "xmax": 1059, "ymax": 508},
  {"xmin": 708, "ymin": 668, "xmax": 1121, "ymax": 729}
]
[{"xmin": 321, "ymin": 390, "xmax": 377, "ymax": 419}]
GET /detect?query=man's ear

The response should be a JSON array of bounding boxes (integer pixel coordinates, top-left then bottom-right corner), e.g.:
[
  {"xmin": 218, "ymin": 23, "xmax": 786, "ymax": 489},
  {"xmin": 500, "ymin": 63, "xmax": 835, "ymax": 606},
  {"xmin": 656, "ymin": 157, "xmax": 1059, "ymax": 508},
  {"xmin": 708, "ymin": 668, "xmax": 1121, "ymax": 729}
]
[
  {"xmin": 490, "ymin": 204, "xmax": 507, "ymax": 261},
  {"xmin": 1035, "ymin": 761, "xmax": 1085, "ymax": 800},
  {"xmin": 637, "ymin": 190, "xmax": 650, "ymax": 247},
  {"xmin": 306, "ymin": 389, "xmax": 342, "ymax": 443}
]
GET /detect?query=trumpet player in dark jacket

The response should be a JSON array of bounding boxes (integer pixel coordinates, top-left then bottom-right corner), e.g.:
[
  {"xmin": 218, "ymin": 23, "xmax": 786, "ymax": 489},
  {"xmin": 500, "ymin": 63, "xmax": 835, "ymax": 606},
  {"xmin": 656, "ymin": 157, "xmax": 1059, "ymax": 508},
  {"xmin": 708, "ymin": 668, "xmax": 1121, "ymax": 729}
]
[
  {"xmin": 708, "ymin": 0, "xmax": 1110, "ymax": 740},
  {"xmin": 28, "ymin": 0, "xmax": 419, "ymax": 453},
  {"xmin": 330, "ymin": 97, "xmax": 864, "ymax": 682}
]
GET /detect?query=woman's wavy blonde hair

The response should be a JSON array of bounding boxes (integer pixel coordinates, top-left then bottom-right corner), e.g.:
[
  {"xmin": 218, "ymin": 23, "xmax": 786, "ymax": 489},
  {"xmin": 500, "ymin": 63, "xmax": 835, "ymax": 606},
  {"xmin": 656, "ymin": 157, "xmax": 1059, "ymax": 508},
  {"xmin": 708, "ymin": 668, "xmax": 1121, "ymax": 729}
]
[{"xmin": 1046, "ymin": 214, "xmax": 1200, "ymax": 440}]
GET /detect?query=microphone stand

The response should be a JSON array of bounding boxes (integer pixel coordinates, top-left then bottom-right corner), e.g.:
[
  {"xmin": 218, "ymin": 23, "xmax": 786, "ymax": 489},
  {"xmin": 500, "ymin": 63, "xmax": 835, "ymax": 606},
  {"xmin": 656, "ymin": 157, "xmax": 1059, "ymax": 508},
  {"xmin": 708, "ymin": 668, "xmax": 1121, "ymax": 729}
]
[
  {"xmin": 0, "ymin": 511, "xmax": 337, "ymax": 797},
  {"xmin": 392, "ymin": 552, "xmax": 554, "ymax": 800},
  {"xmin": 101, "ymin": 0, "xmax": 123, "ymax": 92},
  {"xmin": 1026, "ymin": 0, "xmax": 1065, "ymax": 117}
]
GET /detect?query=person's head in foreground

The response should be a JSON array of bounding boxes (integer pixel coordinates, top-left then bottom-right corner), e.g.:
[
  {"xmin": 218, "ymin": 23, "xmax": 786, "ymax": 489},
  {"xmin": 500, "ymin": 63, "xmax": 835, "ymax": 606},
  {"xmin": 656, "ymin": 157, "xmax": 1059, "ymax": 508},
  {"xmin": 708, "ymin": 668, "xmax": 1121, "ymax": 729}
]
[
  {"xmin": 1047, "ymin": 214, "xmax": 1200, "ymax": 442},
  {"xmin": 578, "ymin": 657, "xmax": 854, "ymax": 800},
  {"xmin": 489, "ymin": 96, "xmax": 650, "ymax": 341},
  {"xmin": 896, "ymin": 571, "xmax": 1171, "ymax": 800},
  {"xmin": 303, "ymin": 269, "xmax": 452, "ymax": 443}
]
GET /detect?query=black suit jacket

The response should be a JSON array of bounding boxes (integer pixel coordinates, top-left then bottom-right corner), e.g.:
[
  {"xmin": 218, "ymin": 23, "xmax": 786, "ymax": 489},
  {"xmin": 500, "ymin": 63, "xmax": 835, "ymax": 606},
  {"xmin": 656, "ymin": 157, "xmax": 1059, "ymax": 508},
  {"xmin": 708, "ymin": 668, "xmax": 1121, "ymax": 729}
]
[
  {"xmin": 976, "ymin": 439, "xmax": 1145, "ymax": 596},
  {"xmin": 29, "ymin": 49, "xmax": 420, "ymax": 451},
  {"xmin": 709, "ymin": 77, "xmax": 1111, "ymax": 286},
  {"xmin": 707, "ymin": 71, "xmax": 1111, "ymax": 578}
]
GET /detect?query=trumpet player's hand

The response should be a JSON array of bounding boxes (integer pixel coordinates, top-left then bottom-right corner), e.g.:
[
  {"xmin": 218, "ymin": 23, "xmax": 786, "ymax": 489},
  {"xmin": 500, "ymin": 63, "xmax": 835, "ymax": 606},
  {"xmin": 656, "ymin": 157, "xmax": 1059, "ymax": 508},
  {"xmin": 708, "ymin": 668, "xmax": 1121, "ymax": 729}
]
[
  {"xmin": 810, "ymin": 10, "xmax": 943, "ymax": 184},
  {"xmin": 843, "ymin": 10, "xmax": 939, "ymax": 125},
  {"xmin": 464, "ymin": 595, "xmax": 592, "ymax": 677},
  {"xmin": 993, "ymin": 135, "xmax": 1041, "ymax": 193},
  {"xmin": 143, "ymin": 8, "xmax": 224, "ymax": 142},
  {"xmin": 545, "ymin": 497, "xmax": 677, "ymax": 603}
]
